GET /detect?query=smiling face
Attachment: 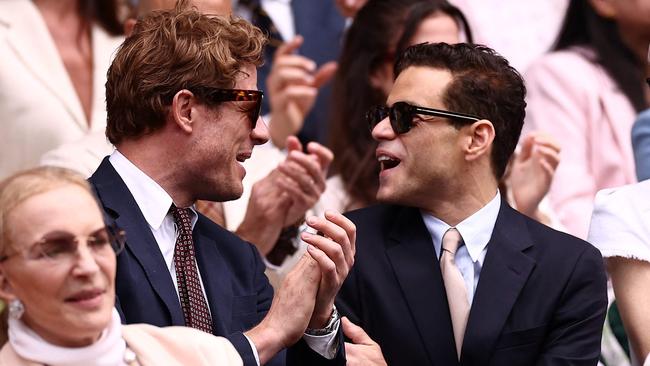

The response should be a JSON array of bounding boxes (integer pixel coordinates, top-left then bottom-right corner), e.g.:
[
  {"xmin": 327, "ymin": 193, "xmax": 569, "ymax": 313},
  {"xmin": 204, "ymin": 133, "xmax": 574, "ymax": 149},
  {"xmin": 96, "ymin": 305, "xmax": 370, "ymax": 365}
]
[
  {"xmin": 372, "ymin": 66, "xmax": 467, "ymax": 207},
  {"xmin": 0, "ymin": 184, "xmax": 116, "ymax": 347},
  {"xmin": 184, "ymin": 64, "xmax": 269, "ymax": 202}
]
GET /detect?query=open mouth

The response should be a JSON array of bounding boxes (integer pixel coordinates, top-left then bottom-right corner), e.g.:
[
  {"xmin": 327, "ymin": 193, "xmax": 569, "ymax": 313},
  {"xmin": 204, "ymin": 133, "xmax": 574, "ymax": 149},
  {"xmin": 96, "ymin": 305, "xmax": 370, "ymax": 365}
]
[{"xmin": 378, "ymin": 155, "xmax": 401, "ymax": 171}]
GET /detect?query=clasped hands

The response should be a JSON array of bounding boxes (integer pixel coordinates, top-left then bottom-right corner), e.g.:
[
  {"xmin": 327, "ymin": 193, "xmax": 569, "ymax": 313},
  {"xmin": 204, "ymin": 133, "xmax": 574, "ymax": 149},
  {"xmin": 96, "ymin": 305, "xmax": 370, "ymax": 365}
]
[{"xmin": 245, "ymin": 208, "xmax": 356, "ymax": 364}]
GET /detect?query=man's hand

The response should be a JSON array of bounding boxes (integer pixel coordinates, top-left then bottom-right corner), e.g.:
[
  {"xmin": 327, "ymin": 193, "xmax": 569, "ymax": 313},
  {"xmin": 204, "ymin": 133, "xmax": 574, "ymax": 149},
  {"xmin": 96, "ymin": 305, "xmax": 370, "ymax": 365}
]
[
  {"xmin": 508, "ymin": 132, "xmax": 561, "ymax": 218},
  {"xmin": 267, "ymin": 36, "xmax": 337, "ymax": 148},
  {"xmin": 301, "ymin": 211, "xmax": 356, "ymax": 328},
  {"xmin": 277, "ymin": 136, "xmax": 333, "ymax": 226},
  {"xmin": 245, "ymin": 254, "xmax": 321, "ymax": 364},
  {"xmin": 343, "ymin": 317, "xmax": 387, "ymax": 366}
]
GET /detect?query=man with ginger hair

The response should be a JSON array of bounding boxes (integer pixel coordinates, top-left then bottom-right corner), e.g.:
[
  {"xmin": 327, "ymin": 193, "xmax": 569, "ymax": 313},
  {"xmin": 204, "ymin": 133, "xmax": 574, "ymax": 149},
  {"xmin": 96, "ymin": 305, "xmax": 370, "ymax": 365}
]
[{"xmin": 90, "ymin": 3, "xmax": 351, "ymax": 366}]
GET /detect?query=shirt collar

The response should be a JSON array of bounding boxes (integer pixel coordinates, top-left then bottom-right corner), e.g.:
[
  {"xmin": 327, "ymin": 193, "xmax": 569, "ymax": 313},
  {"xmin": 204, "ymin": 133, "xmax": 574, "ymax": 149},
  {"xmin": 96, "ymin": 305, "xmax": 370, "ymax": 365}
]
[
  {"xmin": 109, "ymin": 150, "xmax": 175, "ymax": 230},
  {"xmin": 421, "ymin": 191, "xmax": 501, "ymax": 262}
]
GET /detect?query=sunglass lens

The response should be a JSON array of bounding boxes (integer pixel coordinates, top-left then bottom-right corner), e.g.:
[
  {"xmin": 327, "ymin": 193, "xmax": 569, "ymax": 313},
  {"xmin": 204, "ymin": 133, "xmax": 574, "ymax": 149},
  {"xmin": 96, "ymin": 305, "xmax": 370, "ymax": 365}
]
[
  {"xmin": 366, "ymin": 106, "xmax": 388, "ymax": 130},
  {"xmin": 390, "ymin": 102, "xmax": 412, "ymax": 134}
]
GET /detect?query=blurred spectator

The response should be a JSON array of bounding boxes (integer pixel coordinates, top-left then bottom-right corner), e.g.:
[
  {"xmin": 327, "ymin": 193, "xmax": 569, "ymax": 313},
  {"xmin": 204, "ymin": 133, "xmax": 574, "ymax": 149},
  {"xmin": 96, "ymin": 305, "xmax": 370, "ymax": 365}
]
[
  {"xmin": 589, "ymin": 180, "xmax": 650, "ymax": 364},
  {"xmin": 524, "ymin": 0, "xmax": 650, "ymax": 239},
  {"xmin": 449, "ymin": 0, "xmax": 568, "ymax": 72},
  {"xmin": 41, "ymin": 0, "xmax": 232, "ymax": 176},
  {"xmin": 0, "ymin": 0, "xmax": 124, "ymax": 179}
]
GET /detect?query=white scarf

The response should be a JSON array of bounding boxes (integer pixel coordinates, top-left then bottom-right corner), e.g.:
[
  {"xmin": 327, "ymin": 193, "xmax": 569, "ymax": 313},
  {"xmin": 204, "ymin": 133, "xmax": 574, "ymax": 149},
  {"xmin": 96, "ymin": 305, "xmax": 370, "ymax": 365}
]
[{"xmin": 8, "ymin": 308, "xmax": 128, "ymax": 366}]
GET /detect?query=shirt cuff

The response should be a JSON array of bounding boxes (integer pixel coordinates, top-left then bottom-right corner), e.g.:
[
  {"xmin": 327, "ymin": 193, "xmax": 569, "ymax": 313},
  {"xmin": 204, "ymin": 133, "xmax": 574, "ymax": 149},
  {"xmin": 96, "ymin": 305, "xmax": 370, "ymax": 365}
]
[
  {"xmin": 243, "ymin": 334, "xmax": 261, "ymax": 366},
  {"xmin": 302, "ymin": 319, "xmax": 340, "ymax": 360}
]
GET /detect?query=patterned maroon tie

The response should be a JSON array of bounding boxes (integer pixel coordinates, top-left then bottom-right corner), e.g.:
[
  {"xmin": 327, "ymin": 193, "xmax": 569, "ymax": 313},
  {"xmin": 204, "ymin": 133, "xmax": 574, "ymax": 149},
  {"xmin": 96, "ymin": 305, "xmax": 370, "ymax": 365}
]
[{"xmin": 170, "ymin": 205, "xmax": 213, "ymax": 333}]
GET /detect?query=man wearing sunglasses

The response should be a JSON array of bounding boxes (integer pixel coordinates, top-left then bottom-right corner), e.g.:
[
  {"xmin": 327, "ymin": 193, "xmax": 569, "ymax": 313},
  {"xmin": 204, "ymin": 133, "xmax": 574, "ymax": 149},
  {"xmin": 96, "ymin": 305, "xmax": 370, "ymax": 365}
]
[
  {"xmin": 88, "ymin": 4, "xmax": 352, "ymax": 366},
  {"xmin": 336, "ymin": 42, "xmax": 607, "ymax": 365}
]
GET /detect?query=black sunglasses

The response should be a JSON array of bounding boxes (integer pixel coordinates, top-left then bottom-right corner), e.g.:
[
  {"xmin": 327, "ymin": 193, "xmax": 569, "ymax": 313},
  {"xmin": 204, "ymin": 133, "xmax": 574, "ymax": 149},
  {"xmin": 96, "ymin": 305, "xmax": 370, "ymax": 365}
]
[
  {"xmin": 190, "ymin": 87, "xmax": 264, "ymax": 128},
  {"xmin": 366, "ymin": 101, "xmax": 481, "ymax": 134}
]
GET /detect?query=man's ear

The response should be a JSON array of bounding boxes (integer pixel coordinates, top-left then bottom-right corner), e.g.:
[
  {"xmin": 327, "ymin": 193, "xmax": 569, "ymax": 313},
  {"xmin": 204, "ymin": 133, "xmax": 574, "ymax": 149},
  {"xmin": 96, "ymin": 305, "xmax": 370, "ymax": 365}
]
[
  {"xmin": 464, "ymin": 119, "xmax": 495, "ymax": 162},
  {"xmin": 170, "ymin": 90, "xmax": 196, "ymax": 134},
  {"xmin": 589, "ymin": 0, "xmax": 617, "ymax": 19}
]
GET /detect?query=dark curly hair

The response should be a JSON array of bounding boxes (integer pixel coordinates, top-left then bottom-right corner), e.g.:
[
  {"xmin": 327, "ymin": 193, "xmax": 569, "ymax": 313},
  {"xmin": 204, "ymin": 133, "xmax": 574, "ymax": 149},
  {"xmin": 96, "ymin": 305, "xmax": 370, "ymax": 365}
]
[{"xmin": 395, "ymin": 42, "xmax": 527, "ymax": 179}]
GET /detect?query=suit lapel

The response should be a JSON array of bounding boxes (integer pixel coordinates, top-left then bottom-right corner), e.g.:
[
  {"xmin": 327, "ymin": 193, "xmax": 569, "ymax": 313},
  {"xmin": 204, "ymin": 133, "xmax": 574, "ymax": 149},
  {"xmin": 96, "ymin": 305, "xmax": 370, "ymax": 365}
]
[
  {"xmin": 0, "ymin": 1, "xmax": 87, "ymax": 130},
  {"xmin": 461, "ymin": 203, "xmax": 536, "ymax": 364},
  {"xmin": 90, "ymin": 158, "xmax": 184, "ymax": 325},
  {"xmin": 385, "ymin": 207, "xmax": 458, "ymax": 366},
  {"xmin": 194, "ymin": 222, "xmax": 232, "ymax": 335}
]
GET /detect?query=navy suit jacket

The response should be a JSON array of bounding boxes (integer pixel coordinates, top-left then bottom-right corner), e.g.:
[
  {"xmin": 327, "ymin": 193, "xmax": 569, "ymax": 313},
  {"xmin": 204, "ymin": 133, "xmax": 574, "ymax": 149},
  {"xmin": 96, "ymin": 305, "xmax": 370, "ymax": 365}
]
[
  {"xmin": 255, "ymin": 0, "xmax": 345, "ymax": 145},
  {"xmin": 89, "ymin": 158, "xmax": 343, "ymax": 366},
  {"xmin": 336, "ymin": 202, "xmax": 607, "ymax": 366}
]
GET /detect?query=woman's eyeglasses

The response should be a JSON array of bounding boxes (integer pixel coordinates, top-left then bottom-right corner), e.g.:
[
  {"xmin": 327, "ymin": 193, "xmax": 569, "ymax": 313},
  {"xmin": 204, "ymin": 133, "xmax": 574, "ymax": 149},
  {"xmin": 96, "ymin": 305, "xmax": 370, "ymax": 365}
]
[
  {"xmin": 0, "ymin": 224, "xmax": 126, "ymax": 265},
  {"xmin": 366, "ymin": 101, "xmax": 481, "ymax": 134}
]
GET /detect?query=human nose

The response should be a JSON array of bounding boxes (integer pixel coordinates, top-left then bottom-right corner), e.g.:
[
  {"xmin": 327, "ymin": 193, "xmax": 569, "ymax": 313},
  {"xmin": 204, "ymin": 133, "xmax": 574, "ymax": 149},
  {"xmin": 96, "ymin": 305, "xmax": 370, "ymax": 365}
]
[
  {"xmin": 251, "ymin": 116, "xmax": 270, "ymax": 145},
  {"xmin": 70, "ymin": 243, "xmax": 102, "ymax": 276},
  {"xmin": 371, "ymin": 116, "xmax": 396, "ymax": 142}
]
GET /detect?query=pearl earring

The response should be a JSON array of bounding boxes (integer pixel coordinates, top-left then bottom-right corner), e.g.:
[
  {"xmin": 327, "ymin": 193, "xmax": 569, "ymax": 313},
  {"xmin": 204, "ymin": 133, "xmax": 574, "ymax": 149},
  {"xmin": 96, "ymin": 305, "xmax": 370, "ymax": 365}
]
[{"xmin": 8, "ymin": 299, "xmax": 24, "ymax": 320}]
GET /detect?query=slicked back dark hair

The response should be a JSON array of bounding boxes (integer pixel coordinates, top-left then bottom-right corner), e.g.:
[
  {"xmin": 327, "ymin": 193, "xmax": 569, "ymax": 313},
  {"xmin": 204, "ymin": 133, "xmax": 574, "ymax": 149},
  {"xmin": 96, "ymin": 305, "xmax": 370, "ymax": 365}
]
[
  {"xmin": 553, "ymin": 0, "xmax": 646, "ymax": 112},
  {"xmin": 395, "ymin": 42, "xmax": 526, "ymax": 179}
]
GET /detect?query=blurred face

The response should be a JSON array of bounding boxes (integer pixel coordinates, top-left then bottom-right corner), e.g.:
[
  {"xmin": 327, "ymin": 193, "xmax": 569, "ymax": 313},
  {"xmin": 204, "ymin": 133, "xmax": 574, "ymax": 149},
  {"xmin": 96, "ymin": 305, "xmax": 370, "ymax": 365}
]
[
  {"xmin": 187, "ymin": 64, "xmax": 269, "ymax": 202},
  {"xmin": 372, "ymin": 66, "xmax": 466, "ymax": 207},
  {"xmin": 0, "ymin": 185, "xmax": 116, "ymax": 347},
  {"xmin": 591, "ymin": 0, "xmax": 650, "ymax": 47},
  {"xmin": 371, "ymin": 12, "xmax": 462, "ymax": 98},
  {"xmin": 408, "ymin": 12, "xmax": 462, "ymax": 46}
]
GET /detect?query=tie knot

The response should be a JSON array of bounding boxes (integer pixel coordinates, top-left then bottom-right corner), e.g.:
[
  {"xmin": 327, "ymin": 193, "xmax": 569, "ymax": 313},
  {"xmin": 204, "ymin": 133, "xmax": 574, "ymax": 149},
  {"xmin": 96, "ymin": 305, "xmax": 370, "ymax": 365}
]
[
  {"xmin": 170, "ymin": 205, "xmax": 193, "ymax": 234},
  {"xmin": 442, "ymin": 228, "xmax": 463, "ymax": 254}
]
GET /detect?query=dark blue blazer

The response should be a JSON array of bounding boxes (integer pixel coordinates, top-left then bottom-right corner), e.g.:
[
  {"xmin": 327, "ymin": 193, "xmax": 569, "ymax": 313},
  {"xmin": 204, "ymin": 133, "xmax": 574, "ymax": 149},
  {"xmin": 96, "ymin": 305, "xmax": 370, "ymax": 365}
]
[
  {"xmin": 90, "ymin": 157, "xmax": 343, "ymax": 366},
  {"xmin": 336, "ymin": 202, "xmax": 607, "ymax": 366},
  {"xmin": 256, "ymin": 1, "xmax": 345, "ymax": 145}
]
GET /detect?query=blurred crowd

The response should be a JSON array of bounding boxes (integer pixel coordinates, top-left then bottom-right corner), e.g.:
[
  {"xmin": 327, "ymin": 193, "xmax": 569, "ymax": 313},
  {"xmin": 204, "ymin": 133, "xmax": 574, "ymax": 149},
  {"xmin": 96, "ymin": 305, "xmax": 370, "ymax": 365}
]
[{"xmin": 1, "ymin": 0, "xmax": 650, "ymax": 365}]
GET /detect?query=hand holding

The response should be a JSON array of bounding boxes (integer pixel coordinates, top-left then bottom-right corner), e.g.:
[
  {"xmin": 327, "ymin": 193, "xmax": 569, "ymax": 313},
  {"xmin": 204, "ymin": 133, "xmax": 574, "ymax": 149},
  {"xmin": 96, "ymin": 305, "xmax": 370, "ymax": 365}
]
[
  {"xmin": 301, "ymin": 211, "xmax": 356, "ymax": 328},
  {"xmin": 343, "ymin": 317, "xmax": 387, "ymax": 366}
]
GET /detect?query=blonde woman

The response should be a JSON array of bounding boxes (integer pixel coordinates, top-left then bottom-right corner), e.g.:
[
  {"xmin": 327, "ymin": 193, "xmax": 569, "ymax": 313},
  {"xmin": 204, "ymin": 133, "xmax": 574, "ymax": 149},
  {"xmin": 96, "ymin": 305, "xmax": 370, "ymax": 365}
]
[{"xmin": 0, "ymin": 167, "xmax": 242, "ymax": 365}]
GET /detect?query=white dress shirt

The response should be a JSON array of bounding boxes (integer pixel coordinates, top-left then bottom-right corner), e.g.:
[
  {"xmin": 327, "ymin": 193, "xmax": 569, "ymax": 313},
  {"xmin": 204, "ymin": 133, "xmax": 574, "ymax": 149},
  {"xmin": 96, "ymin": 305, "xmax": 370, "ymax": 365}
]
[
  {"xmin": 421, "ymin": 191, "xmax": 501, "ymax": 305},
  {"xmin": 108, "ymin": 150, "xmax": 338, "ymax": 363}
]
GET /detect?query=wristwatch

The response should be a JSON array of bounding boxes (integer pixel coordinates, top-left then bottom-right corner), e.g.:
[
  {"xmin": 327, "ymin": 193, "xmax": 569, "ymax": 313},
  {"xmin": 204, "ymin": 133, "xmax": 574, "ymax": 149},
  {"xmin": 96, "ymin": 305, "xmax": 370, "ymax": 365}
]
[{"xmin": 305, "ymin": 306, "xmax": 340, "ymax": 336}]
